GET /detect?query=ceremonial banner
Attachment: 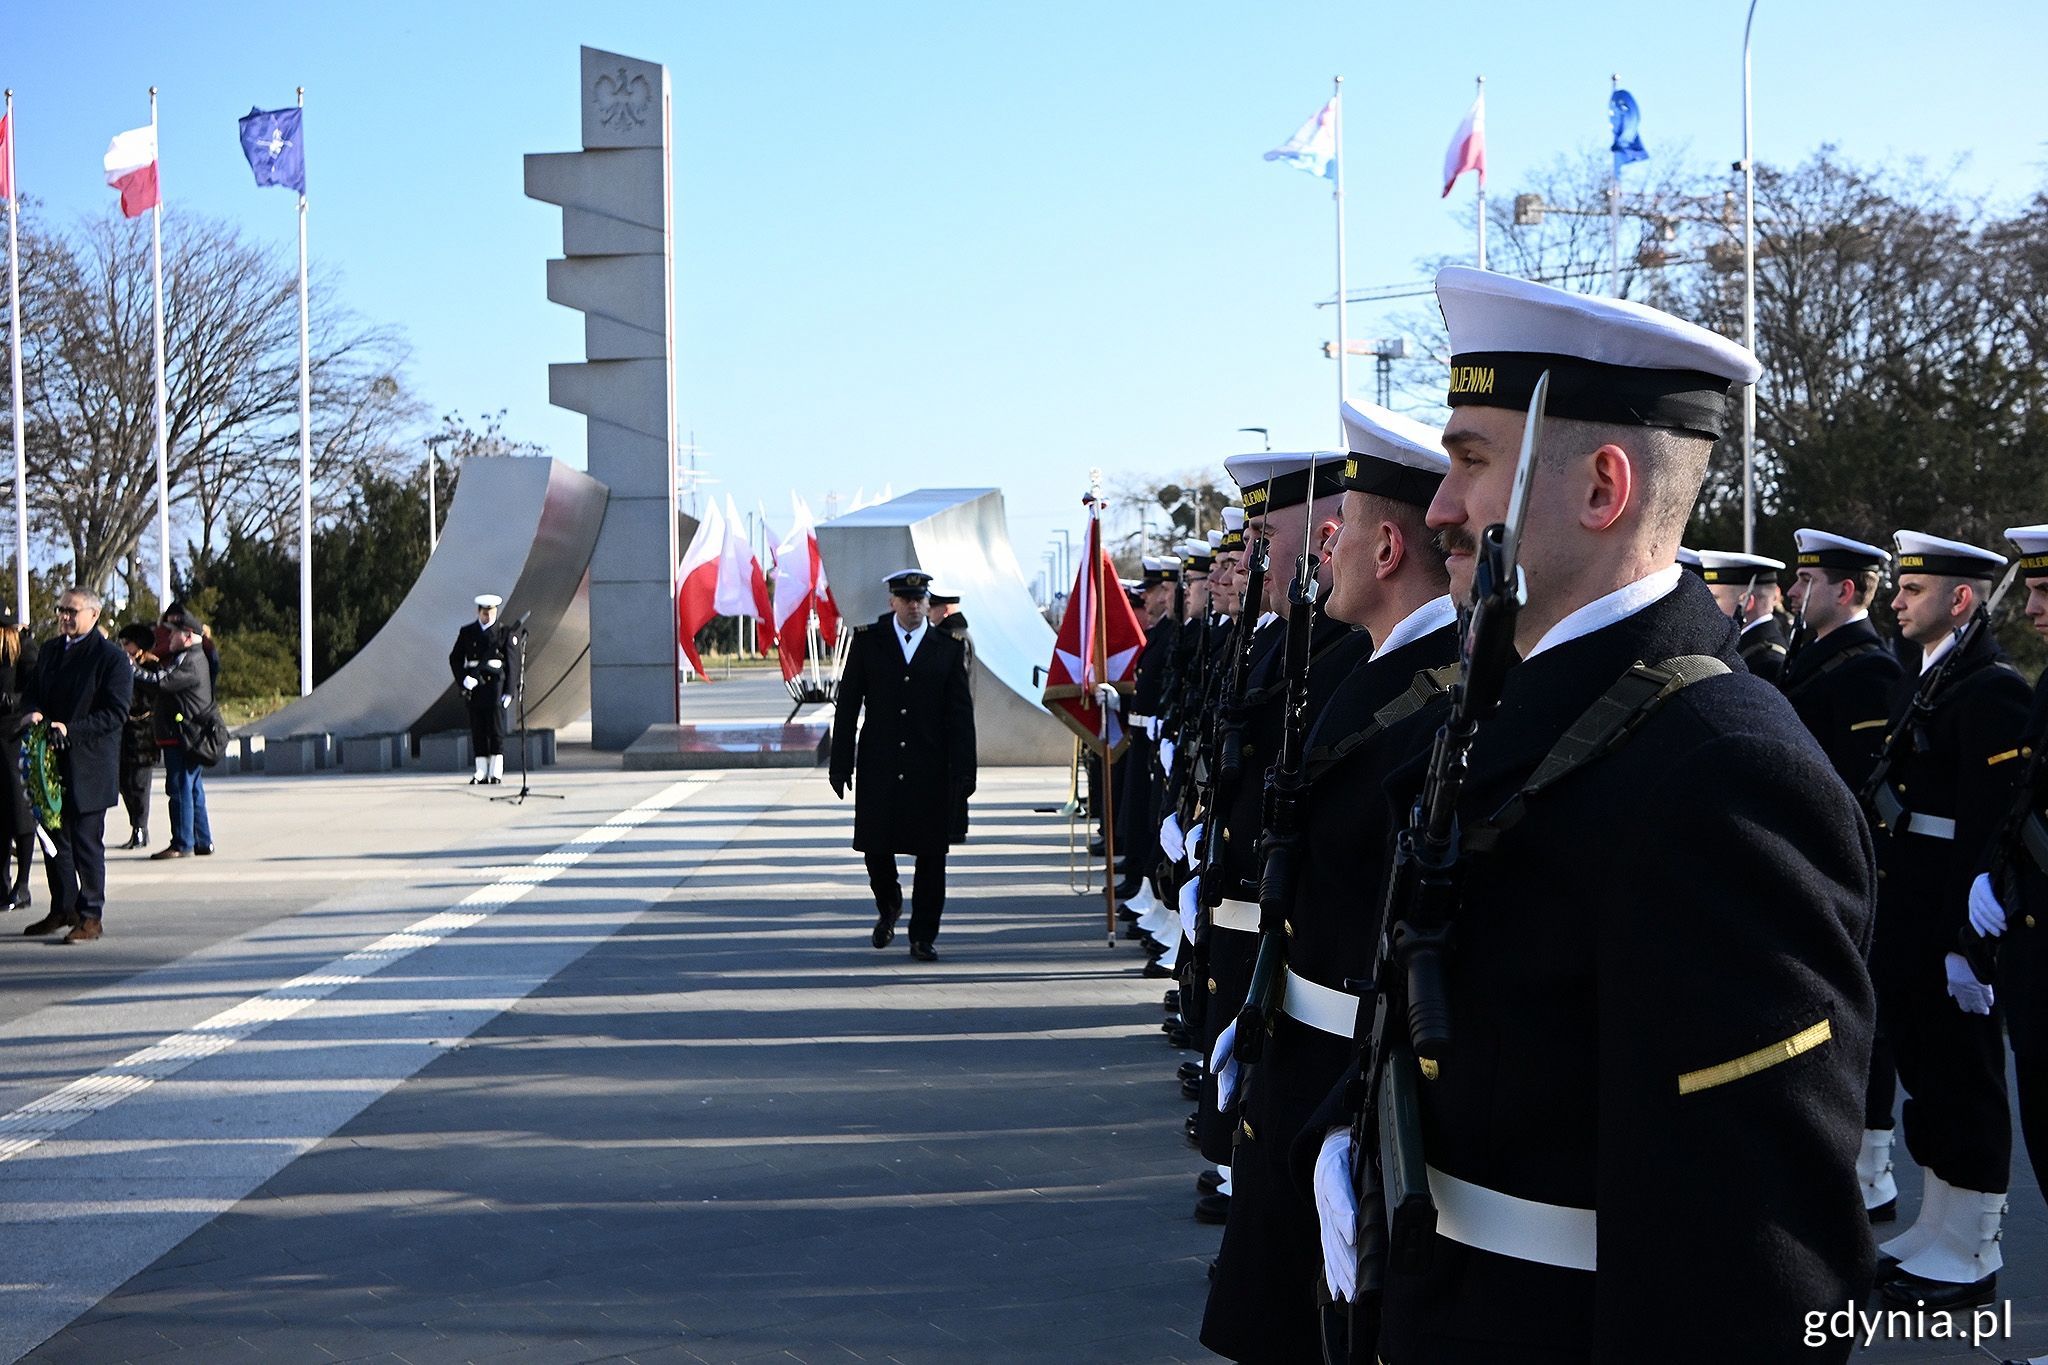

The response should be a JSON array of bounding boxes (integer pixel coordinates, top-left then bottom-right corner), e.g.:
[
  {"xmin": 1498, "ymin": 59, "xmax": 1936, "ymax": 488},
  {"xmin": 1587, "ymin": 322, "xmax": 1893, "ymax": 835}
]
[{"xmin": 1041, "ymin": 502, "xmax": 1144, "ymax": 758}]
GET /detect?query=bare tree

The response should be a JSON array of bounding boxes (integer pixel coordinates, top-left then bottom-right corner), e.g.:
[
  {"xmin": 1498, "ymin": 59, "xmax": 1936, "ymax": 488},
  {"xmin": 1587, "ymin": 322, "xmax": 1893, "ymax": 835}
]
[{"xmin": 15, "ymin": 206, "xmax": 418, "ymax": 589}]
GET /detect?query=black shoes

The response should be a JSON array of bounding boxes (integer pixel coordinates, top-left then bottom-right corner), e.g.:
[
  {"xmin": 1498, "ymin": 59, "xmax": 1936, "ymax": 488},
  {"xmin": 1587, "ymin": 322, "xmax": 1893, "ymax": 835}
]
[
  {"xmin": 9, "ymin": 883, "xmax": 27, "ymax": 910},
  {"xmin": 1194, "ymin": 1192, "xmax": 1230, "ymax": 1224},
  {"xmin": 1163, "ymin": 989, "xmax": 1180, "ymax": 1012},
  {"xmin": 1180, "ymin": 1078, "xmax": 1201, "ymax": 1101},
  {"xmin": 1869, "ymin": 1198, "xmax": 1896, "ymax": 1223},
  {"xmin": 872, "ymin": 895, "xmax": 902, "ymax": 949},
  {"xmin": 1177, "ymin": 1061, "xmax": 1202, "ymax": 1083},
  {"xmin": 1197, "ymin": 1169, "xmax": 1223, "ymax": 1196},
  {"xmin": 1184, "ymin": 1112, "xmax": 1200, "ymax": 1147},
  {"xmin": 195, "ymin": 845, "xmax": 213, "ymax": 856},
  {"xmin": 119, "ymin": 828, "xmax": 145, "ymax": 850},
  {"xmin": 22, "ymin": 912, "xmax": 75, "ymax": 936},
  {"xmin": 1141, "ymin": 959, "xmax": 1173, "ymax": 978},
  {"xmin": 909, "ymin": 940, "xmax": 938, "ymax": 962},
  {"xmin": 1878, "ymin": 1270, "xmax": 1996, "ymax": 1309}
]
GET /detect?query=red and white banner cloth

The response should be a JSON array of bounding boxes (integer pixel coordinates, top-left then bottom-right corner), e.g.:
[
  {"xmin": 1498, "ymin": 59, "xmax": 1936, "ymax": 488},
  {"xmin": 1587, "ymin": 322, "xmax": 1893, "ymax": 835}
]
[
  {"xmin": 1041, "ymin": 499, "xmax": 1145, "ymax": 757},
  {"xmin": 770, "ymin": 493, "xmax": 838, "ymax": 683},
  {"xmin": 1442, "ymin": 89, "xmax": 1486, "ymax": 198},
  {"xmin": 676, "ymin": 495, "xmax": 776, "ymax": 680},
  {"xmin": 104, "ymin": 124, "xmax": 160, "ymax": 218}
]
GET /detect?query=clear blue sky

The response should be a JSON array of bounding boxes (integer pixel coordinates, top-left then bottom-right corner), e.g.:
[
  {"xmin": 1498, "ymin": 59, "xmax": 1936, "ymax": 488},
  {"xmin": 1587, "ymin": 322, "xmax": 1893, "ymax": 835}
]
[{"xmin": 11, "ymin": 1, "xmax": 2046, "ymax": 586}]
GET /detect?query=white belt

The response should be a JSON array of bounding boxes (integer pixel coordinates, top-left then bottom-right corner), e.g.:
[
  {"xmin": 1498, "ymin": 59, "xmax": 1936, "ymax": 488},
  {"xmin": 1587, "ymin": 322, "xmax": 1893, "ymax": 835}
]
[
  {"xmin": 1211, "ymin": 898, "xmax": 1260, "ymax": 934},
  {"xmin": 1279, "ymin": 966, "xmax": 1359, "ymax": 1038},
  {"xmin": 1901, "ymin": 811, "xmax": 1957, "ymax": 840},
  {"xmin": 1127, "ymin": 713, "xmax": 1155, "ymax": 728},
  {"xmin": 1427, "ymin": 1165, "xmax": 1597, "ymax": 1272}
]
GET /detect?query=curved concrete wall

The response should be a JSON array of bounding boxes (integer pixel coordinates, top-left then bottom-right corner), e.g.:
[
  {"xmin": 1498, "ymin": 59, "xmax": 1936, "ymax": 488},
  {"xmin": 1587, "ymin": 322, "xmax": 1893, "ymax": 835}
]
[
  {"xmin": 816, "ymin": 488, "xmax": 1069, "ymax": 767},
  {"xmin": 246, "ymin": 456, "xmax": 609, "ymax": 741}
]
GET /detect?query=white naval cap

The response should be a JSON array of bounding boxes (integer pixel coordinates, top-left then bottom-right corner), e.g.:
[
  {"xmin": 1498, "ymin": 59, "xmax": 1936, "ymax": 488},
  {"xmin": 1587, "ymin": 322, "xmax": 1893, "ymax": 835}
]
[
  {"xmin": 1224, "ymin": 452, "xmax": 1346, "ymax": 514},
  {"xmin": 1435, "ymin": 265, "xmax": 1762, "ymax": 441},
  {"xmin": 1892, "ymin": 530, "xmax": 2006, "ymax": 580},
  {"xmin": 1221, "ymin": 507, "xmax": 1246, "ymax": 532},
  {"xmin": 2007, "ymin": 525, "xmax": 2048, "ymax": 578},
  {"xmin": 1140, "ymin": 556, "xmax": 1163, "ymax": 572},
  {"xmin": 474, "ymin": 594, "xmax": 504, "ymax": 609},
  {"xmin": 1676, "ymin": 546, "xmax": 1704, "ymax": 575},
  {"xmin": 1694, "ymin": 551, "xmax": 1786, "ymax": 586},
  {"xmin": 883, "ymin": 568, "xmax": 933, "ymax": 596},
  {"xmin": 1793, "ymin": 528, "xmax": 1889, "ymax": 573},
  {"xmin": 1207, "ymin": 529, "xmax": 1224, "ymax": 549},
  {"xmin": 1337, "ymin": 400, "xmax": 1449, "ymax": 508}
]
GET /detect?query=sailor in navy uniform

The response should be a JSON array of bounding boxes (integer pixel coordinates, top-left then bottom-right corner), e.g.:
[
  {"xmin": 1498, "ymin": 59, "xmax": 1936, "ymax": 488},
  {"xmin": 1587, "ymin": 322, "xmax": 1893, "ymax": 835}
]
[
  {"xmin": 1119, "ymin": 556, "xmax": 1179, "ymax": 928},
  {"xmin": 449, "ymin": 593, "xmax": 514, "ymax": 784},
  {"xmin": 1202, "ymin": 401, "xmax": 1456, "ymax": 1365},
  {"xmin": 1866, "ymin": 530, "xmax": 2030, "ymax": 1309},
  {"xmin": 1310, "ymin": 267, "xmax": 1876, "ymax": 1363},
  {"xmin": 1777, "ymin": 528, "xmax": 1907, "ymax": 1223},
  {"xmin": 1698, "ymin": 550, "xmax": 1791, "ymax": 684},
  {"xmin": 828, "ymin": 570, "xmax": 976, "ymax": 963},
  {"xmin": 1965, "ymin": 525, "xmax": 2048, "ymax": 1365}
]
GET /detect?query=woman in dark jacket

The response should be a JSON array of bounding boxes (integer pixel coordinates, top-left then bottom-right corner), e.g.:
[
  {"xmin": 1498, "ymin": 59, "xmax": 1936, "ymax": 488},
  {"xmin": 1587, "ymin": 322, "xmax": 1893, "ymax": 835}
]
[
  {"xmin": 116, "ymin": 624, "xmax": 160, "ymax": 847},
  {"xmin": 0, "ymin": 610, "xmax": 40, "ymax": 907}
]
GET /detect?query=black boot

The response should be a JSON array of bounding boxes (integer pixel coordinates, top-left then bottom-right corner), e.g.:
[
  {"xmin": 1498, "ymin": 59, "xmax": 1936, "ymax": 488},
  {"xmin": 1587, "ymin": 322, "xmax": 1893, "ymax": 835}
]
[{"xmin": 10, "ymin": 834, "xmax": 30, "ymax": 910}]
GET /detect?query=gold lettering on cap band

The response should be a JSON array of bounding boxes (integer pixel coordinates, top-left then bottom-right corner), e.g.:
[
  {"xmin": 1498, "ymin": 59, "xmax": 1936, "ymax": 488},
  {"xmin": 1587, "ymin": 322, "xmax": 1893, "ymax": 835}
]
[
  {"xmin": 1678, "ymin": 1018, "xmax": 1832, "ymax": 1095},
  {"xmin": 1447, "ymin": 366, "xmax": 1496, "ymax": 395},
  {"xmin": 1897, "ymin": 555, "xmax": 1925, "ymax": 568},
  {"xmin": 2023, "ymin": 554, "xmax": 2048, "ymax": 571},
  {"xmin": 1797, "ymin": 553, "xmax": 1820, "ymax": 565},
  {"xmin": 1344, "ymin": 458, "xmax": 1358, "ymax": 480}
]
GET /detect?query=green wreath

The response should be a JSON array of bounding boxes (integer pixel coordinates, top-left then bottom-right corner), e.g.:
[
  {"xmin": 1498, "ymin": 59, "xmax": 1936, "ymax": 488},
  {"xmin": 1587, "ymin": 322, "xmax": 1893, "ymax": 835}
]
[{"xmin": 22, "ymin": 722, "xmax": 62, "ymax": 831}]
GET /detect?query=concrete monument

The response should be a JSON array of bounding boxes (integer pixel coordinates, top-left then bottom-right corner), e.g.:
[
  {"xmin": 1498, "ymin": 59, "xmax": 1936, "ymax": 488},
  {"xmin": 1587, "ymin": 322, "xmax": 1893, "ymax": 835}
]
[{"xmin": 525, "ymin": 47, "xmax": 680, "ymax": 749}]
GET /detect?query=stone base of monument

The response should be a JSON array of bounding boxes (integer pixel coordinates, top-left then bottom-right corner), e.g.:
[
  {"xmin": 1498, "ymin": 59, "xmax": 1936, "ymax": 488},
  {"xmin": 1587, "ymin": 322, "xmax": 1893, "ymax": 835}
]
[{"xmin": 623, "ymin": 721, "xmax": 830, "ymax": 771}]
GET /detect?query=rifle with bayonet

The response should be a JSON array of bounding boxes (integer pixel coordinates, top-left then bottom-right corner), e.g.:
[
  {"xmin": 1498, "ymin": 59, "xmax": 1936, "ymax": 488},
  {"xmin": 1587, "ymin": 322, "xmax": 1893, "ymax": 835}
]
[
  {"xmin": 1233, "ymin": 461, "xmax": 1326, "ymax": 1066},
  {"xmin": 1195, "ymin": 530, "xmax": 1270, "ymax": 912},
  {"xmin": 1329, "ymin": 374, "xmax": 1550, "ymax": 1360},
  {"xmin": 1857, "ymin": 561, "xmax": 2022, "ymax": 838}
]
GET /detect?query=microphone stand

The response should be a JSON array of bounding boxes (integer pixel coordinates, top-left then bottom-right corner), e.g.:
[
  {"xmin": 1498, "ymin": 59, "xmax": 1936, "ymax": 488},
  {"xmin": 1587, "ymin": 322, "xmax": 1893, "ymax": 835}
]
[{"xmin": 491, "ymin": 612, "xmax": 562, "ymax": 804}]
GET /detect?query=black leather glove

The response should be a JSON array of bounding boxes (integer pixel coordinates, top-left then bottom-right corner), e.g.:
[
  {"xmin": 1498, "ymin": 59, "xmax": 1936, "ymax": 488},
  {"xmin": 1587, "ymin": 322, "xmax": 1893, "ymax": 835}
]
[{"xmin": 830, "ymin": 774, "xmax": 849, "ymax": 799}]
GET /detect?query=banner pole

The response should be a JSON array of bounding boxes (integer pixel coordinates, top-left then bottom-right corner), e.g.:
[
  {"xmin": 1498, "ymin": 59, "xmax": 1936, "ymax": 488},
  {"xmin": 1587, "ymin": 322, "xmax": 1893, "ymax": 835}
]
[
  {"xmin": 1474, "ymin": 76, "xmax": 1487, "ymax": 271},
  {"xmin": 4, "ymin": 90, "xmax": 24, "ymax": 624},
  {"xmin": 296, "ymin": 86, "xmax": 312, "ymax": 695},
  {"xmin": 1094, "ymin": 498, "xmax": 1117, "ymax": 949},
  {"xmin": 149, "ymin": 88, "xmax": 170, "ymax": 609}
]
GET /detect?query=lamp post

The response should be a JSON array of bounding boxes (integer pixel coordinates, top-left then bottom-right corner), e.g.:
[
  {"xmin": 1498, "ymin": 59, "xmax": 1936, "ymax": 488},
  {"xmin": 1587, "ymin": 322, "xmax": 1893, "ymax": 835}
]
[
  {"xmin": 1741, "ymin": 0, "xmax": 1760, "ymax": 553},
  {"xmin": 1053, "ymin": 528, "xmax": 1072, "ymax": 591},
  {"xmin": 1237, "ymin": 426, "xmax": 1271, "ymax": 452}
]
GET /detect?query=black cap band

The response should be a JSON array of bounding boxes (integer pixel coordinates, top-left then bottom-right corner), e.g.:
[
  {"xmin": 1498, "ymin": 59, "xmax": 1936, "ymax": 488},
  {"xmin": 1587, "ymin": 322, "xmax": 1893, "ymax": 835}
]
[
  {"xmin": 1796, "ymin": 549, "xmax": 1886, "ymax": 572},
  {"xmin": 1699, "ymin": 567, "xmax": 1778, "ymax": 585},
  {"xmin": 1896, "ymin": 552, "xmax": 2002, "ymax": 579},
  {"xmin": 1240, "ymin": 463, "xmax": 1347, "ymax": 514},
  {"xmin": 1219, "ymin": 529, "xmax": 1245, "ymax": 551},
  {"xmin": 1339, "ymin": 453, "xmax": 1444, "ymax": 508},
  {"xmin": 1447, "ymin": 351, "xmax": 1735, "ymax": 440},
  {"xmin": 2023, "ymin": 553, "xmax": 2048, "ymax": 577}
]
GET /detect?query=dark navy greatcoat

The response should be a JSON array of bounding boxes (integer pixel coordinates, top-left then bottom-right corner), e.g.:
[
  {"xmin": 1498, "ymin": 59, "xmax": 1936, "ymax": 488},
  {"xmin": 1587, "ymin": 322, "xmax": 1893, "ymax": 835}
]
[
  {"xmin": 24, "ymin": 630, "xmax": 134, "ymax": 815},
  {"xmin": 829, "ymin": 614, "xmax": 976, "ymax": 855},
  {"xmin": 1779, "ymin": 616, "xmax": 1901, "ymax": 796}
]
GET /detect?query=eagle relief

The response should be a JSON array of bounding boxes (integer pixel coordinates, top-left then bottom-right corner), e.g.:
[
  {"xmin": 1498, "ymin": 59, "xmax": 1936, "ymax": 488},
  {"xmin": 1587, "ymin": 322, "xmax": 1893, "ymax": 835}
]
[{"xmin": 592, "ymin": 67, "xmax": 653, "ymax": 131}]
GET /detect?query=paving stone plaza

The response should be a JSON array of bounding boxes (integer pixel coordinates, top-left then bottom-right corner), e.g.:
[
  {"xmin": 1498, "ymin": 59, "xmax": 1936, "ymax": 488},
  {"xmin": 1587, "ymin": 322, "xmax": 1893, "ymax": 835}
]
[{"xmin": 0, "ymin": 682, "xmax": 2044, "ymax": 1364}]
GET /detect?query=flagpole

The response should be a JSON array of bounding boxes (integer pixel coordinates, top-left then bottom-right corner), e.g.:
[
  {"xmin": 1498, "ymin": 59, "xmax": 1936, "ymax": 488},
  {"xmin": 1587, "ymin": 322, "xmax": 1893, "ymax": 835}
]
[
  {"xmin": 293, "ymin": 87, "xmax": 313, "ymax": 694},
  {"xmin": 149, "ymin": 88, "xmax": 170, "ymax": 610},
  {"xmin": 1332, "ymin": 76, "xmax": 1348, "ymax": 431},
  {"xmin": 1609, "ymin": 75, "xmax": 1622, "ymax": 297},
  {"xmin": 1741, "ymin": 0, "xmax": 1760, "ymax": 554},
  {"xmin": 4, "ymin": 91, "xmax": 24, "ymax": 624},
  {"xmin": 1470, "ymin": 77, "xmax": 1486, "ymax": 272},
  {"xmin": 1092, "ymin": 493, "xmax": 1117, "ymax": 950}
]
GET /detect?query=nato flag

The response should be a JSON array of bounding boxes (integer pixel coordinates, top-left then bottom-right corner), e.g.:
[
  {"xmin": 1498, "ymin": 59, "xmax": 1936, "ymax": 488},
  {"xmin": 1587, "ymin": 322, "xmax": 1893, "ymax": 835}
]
[
  {"xmin": 238, "ymin": 106, "xmax": 305, "ymax": 195},
  {"xmin": 1609, "ymin": 89, "xmax": 1647, "ymax": 176}
]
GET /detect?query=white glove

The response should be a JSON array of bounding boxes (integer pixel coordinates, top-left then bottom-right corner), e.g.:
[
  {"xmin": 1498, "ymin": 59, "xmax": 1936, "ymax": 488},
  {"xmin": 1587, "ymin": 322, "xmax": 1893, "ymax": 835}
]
[
  {"xmin": 1159, "ymin": 812, "xmax": 1185, "ymax": 864},
  {"xmin": 1945, "ymin": 951, "xmax": 1995, "ymax": 1015},
  {"xmin": 461, "ymin": 676, "xmax": 477, "ymax": 690},
  {"xmin": 1095, "ymin": 683, "xmax": 1119, "ymax": 709},
  {"xmin": 1969, "ymin": 873, "xmax": 2008, "ymax": 938},
  {"xmin": 1314, "ymin": 1127, "xmax": 1359, "ymax": 1302},
  {"xmin": 1159, "ymin": 736, "xmax": 1175, "ymax": 772},
  {"xmin": 1210, "ymin": 1021, "xmax": 1240, "ymax": 1111},
  {"xmin": 1179, "ymin": 875, "xmax": 1200, "ymax": 940},
  {"xmin": 1185, "ymin": 822, "xmax": 1204, "ymax": 867},
  {"xmin": 1146, "ymin": 716, "xmax": 1163, "ymax": 741},
  {"xmin": 488, "ymin": 658, "xmax": 504, "ymax": 670}
]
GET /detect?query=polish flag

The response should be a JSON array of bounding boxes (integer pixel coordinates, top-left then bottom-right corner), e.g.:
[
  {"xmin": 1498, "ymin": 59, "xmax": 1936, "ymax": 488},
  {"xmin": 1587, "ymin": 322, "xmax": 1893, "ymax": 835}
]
[
  {"xmin": 1441, "ymin": 90, "xmax": 1486, "ymax": 198},
  {"xmin": 0, "ymin": 112, "xmax": 14, "ymax": 201},
  {"xmin": 772, "ymin": 494, "xmax": 819, "ymax": 682},
  {"xmin": 720, "ymin": 495, "xmax": 776, "ymax": 655},
  {"xmin": 104, "ymin": 125, "xmax": 160, "ymax": 218},
  {"xmin": 676, "ymin": 497, "xmax": 727, "ymax": 681}
]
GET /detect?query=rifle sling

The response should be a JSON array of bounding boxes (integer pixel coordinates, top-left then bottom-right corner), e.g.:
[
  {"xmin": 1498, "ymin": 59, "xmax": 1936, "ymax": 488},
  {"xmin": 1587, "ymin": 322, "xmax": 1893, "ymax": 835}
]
[
  {"xmin": 1461, "ymin": 655, "xmax": 1731, "ymax": 855},
  {"xmin": 1304, "ymin": 664, "xmax": 1460, "ymax": 782},
  {"xmin": 1780, "ymin": 638, "xmax": 1883, "ymax": 700}
]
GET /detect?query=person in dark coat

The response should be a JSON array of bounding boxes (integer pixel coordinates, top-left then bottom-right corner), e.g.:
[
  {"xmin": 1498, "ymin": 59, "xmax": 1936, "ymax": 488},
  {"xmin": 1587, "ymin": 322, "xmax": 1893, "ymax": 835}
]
[
  {"xmin": 0, "ymin": 610, "xmax": 39, "ymax": 908},
  {"xmin": 132, "ymin": 606, "xmax": 217, "ymax": 860},
  {"xmin": 1193, "ymin": 452, "xmax": 1367, "ymax": 1224},
  {"xmin": 450, "ymin": 593, "xmax": 517, "ymax": 784},
  {"xmin": 115, "ymin": 623, "xmax": 161, "ymax": 849},
  {"xmin": 1308, "ymin": 269, "xmax": 1876, "ymax": 1364},
  {"xmin": 1782, "ymin": 528, "xmax": 1907, "ymax": 1221},
  {"xmin": 1862, "ymin": 530, "xmax": 2031, "ymax": 1310},
  {"xmin": 1700, "ymin": 549, "xmax": 1792, "ymax": 683},
  {"xmin": 1115, "ymin": 556, "xmax": 1178, "ymax": 916},
  {"xmin": 1203, "ymin": 402, "xmax": 1456, "ymax": 1365},
  {"xmin": 21, "ymin": 586, "xmax": 134, "ymax": 941},
  {"xmin": 829, "ymin": 569, "xmax": 975, "ymax": 962}
]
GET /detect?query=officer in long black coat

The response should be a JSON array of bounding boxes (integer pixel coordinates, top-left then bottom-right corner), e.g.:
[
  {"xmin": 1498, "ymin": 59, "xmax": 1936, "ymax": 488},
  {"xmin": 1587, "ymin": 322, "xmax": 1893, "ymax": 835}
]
[
  {"xmin": 1783, "ymin": 528, "xmax": 1908, "ymax": 1220},
  {"xmin": 1194, "ymin": 454, "xmax": 1368, "ymax": 1206},
  {"xmin": 1308, "ymin": 268, "xmax": 1876, "ymax": 1364},
  {"xmin": 450, "ymin": 593, "xmax": 517, "ymax": 785},
  {"xmin": 830, "ymin": 570, "xmax": 975, "ymax": 963},
  {"xmin": 1863, "ymin": 530, "xmax": 2031, "ymax": 1309},
  {"xmin": 1203, "ymin": 403, "xmax": 1458, "ymax": 1365}
]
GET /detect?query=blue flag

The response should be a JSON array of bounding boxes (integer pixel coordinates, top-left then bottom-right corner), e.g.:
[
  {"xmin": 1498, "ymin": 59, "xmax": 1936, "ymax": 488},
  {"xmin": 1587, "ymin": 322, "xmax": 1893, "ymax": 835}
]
[
  {"xmin": 1609, "ymin": 89, "xmax": 1647, "ymax": 176},
  {"xmin": 238, "ymin": 106, "xmax": 306, "ymax": 195}
]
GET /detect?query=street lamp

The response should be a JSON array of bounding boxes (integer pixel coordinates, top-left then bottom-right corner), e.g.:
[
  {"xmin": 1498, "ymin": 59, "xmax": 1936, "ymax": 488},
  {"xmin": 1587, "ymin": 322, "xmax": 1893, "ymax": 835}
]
[
  {"xmin": 1052, "ymin": 528, "xmax": 1072, "ymax": 591},
  {"xmin": 1237, "ymin": 427, "xmax": 1271, "ymax": 452},
  {"xmin": 1740, "ymin": 0, "xmax": 1761, "ymax": 553}
]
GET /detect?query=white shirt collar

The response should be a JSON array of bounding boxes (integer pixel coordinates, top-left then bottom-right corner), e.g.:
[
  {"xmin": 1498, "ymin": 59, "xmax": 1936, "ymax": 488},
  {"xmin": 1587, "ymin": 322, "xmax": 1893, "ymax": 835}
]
[
  {"xmin": 1524, "ymin": 565, "xmax": 1685, "ymax": 661},
  {"xmin": 1740, "ymin": 614, "xmax": 1772, "ymax": 635},
  {"xmin": 1919, "ymin": 628, "xmax": 1958, "ymax": 675},
  {"xmin": 897, "ymin": 616, "xmax": 928, "ymax": 662},
  {"xmin": 1370, "ymin": 595, "xmax": 1457, "ymax": 662}
]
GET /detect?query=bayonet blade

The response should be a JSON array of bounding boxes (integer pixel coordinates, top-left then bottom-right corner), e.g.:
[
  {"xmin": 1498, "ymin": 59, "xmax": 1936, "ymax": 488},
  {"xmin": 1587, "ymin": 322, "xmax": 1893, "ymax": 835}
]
[{"xmin": 1497, "ymin": 371, "xmax": 1550, "ymax": 577}]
